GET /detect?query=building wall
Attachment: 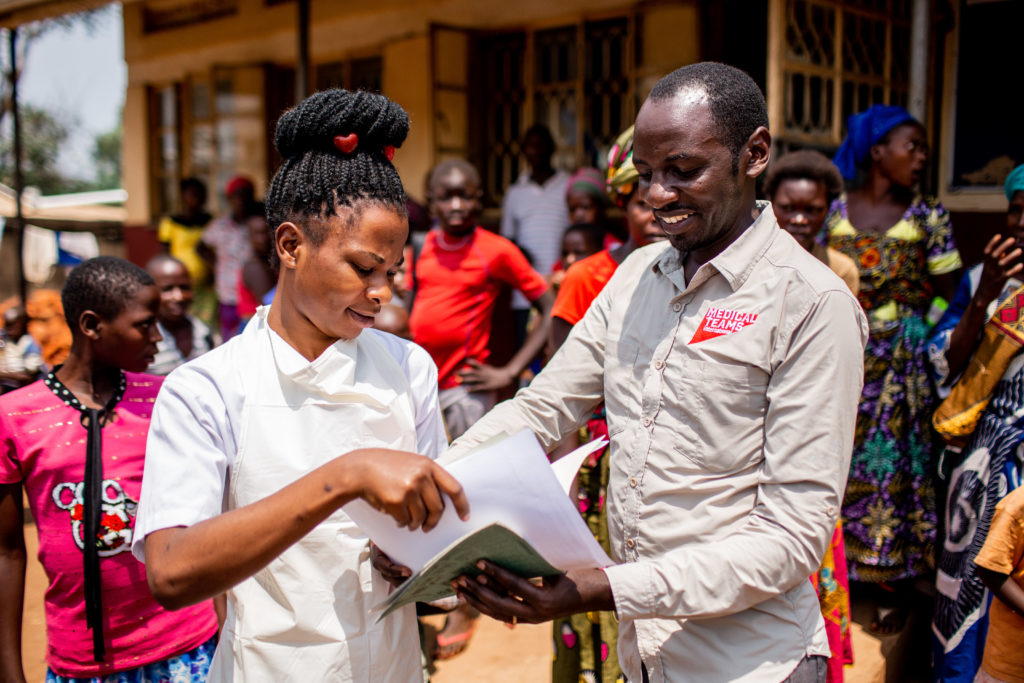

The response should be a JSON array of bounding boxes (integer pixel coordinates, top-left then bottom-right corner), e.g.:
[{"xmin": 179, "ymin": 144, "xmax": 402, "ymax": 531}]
[
  {"xmin": 383, "ymin": 35, "xmax": 433, "ymax": 205},
  {"xmin": 120, "ymin": 0, "xmax": 701, "ymax": 225}
]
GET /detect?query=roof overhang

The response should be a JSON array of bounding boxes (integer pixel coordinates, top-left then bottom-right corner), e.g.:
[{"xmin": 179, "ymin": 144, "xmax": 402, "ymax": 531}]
[
  {"xmin": 0, "ymin": 184, "xmax": 126, "ymax": 224},
  {"xmin": 0, "ymin": 0, "xmax": 136, "ymax": 28}
]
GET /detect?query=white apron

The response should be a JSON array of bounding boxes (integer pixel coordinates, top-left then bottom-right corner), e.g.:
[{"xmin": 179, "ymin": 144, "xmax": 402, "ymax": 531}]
[{"xmin": 209, "ymin": 308, "xmax": 422, "ymax": 682}]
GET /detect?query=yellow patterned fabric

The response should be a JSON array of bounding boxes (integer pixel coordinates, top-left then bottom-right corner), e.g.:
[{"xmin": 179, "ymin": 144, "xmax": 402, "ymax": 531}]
[
  {"xmin": 929, "ymin": 251, "xmax": 964, "ymax": 276},
  {"xmin": 934, "ymin": 283, "xmax": 1024, "ymax": 445},
  {"xmin": 886, "ymin": 218, "xmax": 926, "ymax": 242}
]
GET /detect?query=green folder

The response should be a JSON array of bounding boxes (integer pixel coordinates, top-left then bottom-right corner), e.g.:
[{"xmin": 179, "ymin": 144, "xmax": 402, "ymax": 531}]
[{"xmin": 374, "ymin": 523, "xmax": 562, "ymax": 620}]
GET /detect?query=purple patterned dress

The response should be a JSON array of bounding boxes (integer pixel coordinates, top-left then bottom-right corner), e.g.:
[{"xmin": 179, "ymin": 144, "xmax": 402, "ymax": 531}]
[{"xmin": 826, "ymin": 194, "xmax": 962, "ymax": 583}]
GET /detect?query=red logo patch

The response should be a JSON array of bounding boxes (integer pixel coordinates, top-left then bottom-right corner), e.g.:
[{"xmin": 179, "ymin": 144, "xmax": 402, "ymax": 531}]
[{"xmin": 689, "ymin": 307, "xmax": 758, "ymax": 344}]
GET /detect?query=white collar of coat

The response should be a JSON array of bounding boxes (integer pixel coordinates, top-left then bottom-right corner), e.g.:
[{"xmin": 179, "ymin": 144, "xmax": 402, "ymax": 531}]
[{"xmin": 253, "ymin": 306, "xmax": 390, "ymax": 405}]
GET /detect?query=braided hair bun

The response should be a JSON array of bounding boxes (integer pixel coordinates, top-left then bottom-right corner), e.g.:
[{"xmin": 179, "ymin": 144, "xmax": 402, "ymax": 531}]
[{"xmin": 266, "ymin": 89, "xmax": 410, "ymax": 240}]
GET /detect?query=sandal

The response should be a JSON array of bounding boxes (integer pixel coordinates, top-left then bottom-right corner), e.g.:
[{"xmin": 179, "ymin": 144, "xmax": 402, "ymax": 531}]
[{"xmin": 434, "ymin": 611, "xmax": 478, "ymax": 661}]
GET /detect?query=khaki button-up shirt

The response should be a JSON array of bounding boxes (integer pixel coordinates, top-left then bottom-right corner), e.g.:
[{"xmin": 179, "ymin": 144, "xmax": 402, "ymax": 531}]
[{"xmin": 446, "ymin": 204, "xmax": 868, "ymax": 682}]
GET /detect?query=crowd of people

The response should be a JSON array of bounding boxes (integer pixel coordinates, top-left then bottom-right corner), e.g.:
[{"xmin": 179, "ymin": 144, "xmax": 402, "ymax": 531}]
[{"xmin": 0, "ymin": 61, "xmax": 1022, "ymax": 683}]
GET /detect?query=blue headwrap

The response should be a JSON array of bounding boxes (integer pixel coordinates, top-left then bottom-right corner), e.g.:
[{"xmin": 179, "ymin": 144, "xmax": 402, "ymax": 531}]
[
  {"xmin": 1005, "ymin": 164, "xmax": 1024, "ymax": 201},
  {"xmin": 833, "ymin": 104, "xmax": 916, "ymax": 181}
]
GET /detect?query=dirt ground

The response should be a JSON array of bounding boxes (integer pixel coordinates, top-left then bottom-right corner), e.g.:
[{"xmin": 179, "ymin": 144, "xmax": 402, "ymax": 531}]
[
  {"xmin": 20, "ymin": 521, "xmax": 922, "ymax": 682},
  {"xmin": 424, "ymin": 607, "xmax": 905, "ymax": 683}
]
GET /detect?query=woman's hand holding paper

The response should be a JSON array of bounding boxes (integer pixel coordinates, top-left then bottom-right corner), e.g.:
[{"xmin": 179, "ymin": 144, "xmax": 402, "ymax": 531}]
[
  {"xmin": 371, "ymin": 544, "xmax": 411, "ymax": 588},
  {"xmin": 346, "ymin": 449, "xmax": 471, "ymax": 532}
]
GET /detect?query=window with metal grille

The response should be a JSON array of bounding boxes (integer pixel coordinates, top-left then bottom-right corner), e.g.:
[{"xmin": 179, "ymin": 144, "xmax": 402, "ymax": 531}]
[
  {"xmin": 475, "ymin": 16, "xmax": 637, "ymax": 204},
  {"xmin": 768, "ymin": 0, "xmax": 911, "ymax": 152}
]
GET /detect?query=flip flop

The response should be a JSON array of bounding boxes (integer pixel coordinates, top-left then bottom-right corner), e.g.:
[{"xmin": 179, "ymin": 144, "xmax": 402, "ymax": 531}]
[{"xmin": 435, "ymin": 617, "xmax": 478, "ymax": 661}]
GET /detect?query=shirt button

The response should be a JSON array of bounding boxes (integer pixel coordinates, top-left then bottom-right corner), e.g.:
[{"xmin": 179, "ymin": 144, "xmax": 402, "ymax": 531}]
[
  {"xmin": 625, "ymin": 538, "xmax": 636, "ymax": 549},
  {"xmin": 629, "ymin": 477, "xmax": 638, "ymax": 488},
  {"xmin": 672, "ymin": 302, "xmax": 682, "ymax": 312},
  {"xmin": 654, "ymin": 360, "xmax": 664, "ymax": 370},
  {"xmin": 642, "ymin": 416, "xmax": 652, "ymax": 427}
]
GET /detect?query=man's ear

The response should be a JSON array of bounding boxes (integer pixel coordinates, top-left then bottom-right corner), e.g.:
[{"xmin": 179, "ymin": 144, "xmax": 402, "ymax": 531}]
[
  {"xmin": 78, "ymin": 310, "xmax": 103, "ymax": 341},
  {"xmin": 276, "ymin": 222, "xmax": 303, "ymax": 270},
  {"xmin": 743, "ymin": 126, "xmax": 772, "ymax": 179}
]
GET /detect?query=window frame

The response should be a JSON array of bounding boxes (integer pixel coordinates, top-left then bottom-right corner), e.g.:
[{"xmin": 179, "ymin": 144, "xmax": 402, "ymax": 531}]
[
  {"xmin": 766, "ymin": 0, "xmax": 912, "ymax": 151},
  {"xmin": 937, "ymin": 0, "xmax": 1010, "ymax": 212}
]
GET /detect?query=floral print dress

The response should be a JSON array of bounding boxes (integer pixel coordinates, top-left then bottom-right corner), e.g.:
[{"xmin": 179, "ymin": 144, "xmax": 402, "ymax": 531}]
[
  {"xmin": 551, "ymin": 409, "xmax": 624, "ymax": 683},
  {"xmin": 826, "ymin": 194, "xmax": 961, "ymax": 583}
]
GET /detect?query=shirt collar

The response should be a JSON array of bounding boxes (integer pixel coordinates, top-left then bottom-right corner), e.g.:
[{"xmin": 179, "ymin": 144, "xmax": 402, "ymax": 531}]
[
  {"xmin": 43, "ymin": 366, "xmax": 126, "ymax": 415},
  {"xmin": 254, "ymin": 307, "xmax": 361, "ymax": 397},
  {"xmin": 653, "ymin": 201, "xmax": 779, "ymax": 293}
]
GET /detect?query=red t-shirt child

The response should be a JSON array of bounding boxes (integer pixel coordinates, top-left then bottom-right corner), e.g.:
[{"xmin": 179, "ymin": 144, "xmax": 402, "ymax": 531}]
[
  {"xmin": 0, "ymin": 373, "xmax": 218, "ymax": 678},
  {"xmin": 410, "ymin": 228, "xmax": 548, "ymax": 390}
]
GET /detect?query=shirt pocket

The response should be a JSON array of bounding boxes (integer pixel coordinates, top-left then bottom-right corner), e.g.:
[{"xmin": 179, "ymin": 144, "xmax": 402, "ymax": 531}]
[
  {"xmin": 604, "ymin": 338, "xmax": 642, "ymax": 436},
  {"xmin": 668, "ymin": 360, "xmax": 770, "ymax": 473}
]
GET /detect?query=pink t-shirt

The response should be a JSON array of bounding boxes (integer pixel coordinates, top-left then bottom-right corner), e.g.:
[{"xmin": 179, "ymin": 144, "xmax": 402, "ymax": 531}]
[{"xmin": 0, "ymin": 373, "xmax": 218, "ymax": 677}]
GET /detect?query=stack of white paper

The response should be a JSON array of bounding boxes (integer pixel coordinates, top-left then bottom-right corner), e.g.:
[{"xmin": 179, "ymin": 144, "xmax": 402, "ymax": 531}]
[{"xmin": 343, "ymin": 429, "xmax": 612, "ymax": 572}]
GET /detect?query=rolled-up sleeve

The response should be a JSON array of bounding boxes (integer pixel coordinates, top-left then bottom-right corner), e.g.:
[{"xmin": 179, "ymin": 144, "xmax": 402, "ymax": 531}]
[{"xmin": 604, "ymin": 289, "xmax": 867, "ymax": 620}]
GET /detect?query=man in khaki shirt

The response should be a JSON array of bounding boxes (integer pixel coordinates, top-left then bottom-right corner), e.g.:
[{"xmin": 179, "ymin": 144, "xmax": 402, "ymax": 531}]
[{"xmin": 450, "ymin": 63, "xmax": 868, "ymax": 682}]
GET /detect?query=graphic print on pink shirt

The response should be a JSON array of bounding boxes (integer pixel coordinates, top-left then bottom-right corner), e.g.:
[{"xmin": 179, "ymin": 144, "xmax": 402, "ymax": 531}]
[{"xmin": 52, "ymin": 479, "xmax": 138, "ymax": 555}]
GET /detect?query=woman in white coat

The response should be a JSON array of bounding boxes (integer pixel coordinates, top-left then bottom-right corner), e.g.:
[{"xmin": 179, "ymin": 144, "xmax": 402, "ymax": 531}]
[{"xmin": 131, "ymin": 89, "xmax": 468, "ymax": 682}]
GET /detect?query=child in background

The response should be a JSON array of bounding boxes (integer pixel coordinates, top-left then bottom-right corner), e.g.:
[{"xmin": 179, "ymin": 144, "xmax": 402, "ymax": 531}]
[
  {"xmin": 548, "ymin": 223, "xmax": 604, "ymax": 292},
  {"xmin": 411, "ymin": 158, "xmax": 554, "ymax": 440},
  {"xmin": 0, "ymin": 256, "xmax": 219, "ymax": 683},
  {"xmin": 974, "ymin": 485, "xmax": 1024, "ymax": 683},
  {"xmin": 146, "ymin": 254, "xmax": 216, "ymax": 376},
  {"xmin": 409, "ymin": 158, "xmax": 554, "ymax": 661},
  {"xmin": 565, "ymin": 168, "xmax": 612, "ymax": 234},
  {"xmin": 237, "ymin": 215, "xmax": 275, "ymax": 324},
  {"xmin": 133, "ymin": 89, "xmax": 467, "ymax": 683}
]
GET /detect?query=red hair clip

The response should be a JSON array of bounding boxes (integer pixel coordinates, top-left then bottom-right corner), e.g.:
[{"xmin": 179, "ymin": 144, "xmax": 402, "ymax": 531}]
[
  {"xmin": 384, "ymin": 146, "xmax": 395, "ymax": 161},
  {"xmin": 333, "ymin": 133, "xmax": 359, "ymax": 154}
]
